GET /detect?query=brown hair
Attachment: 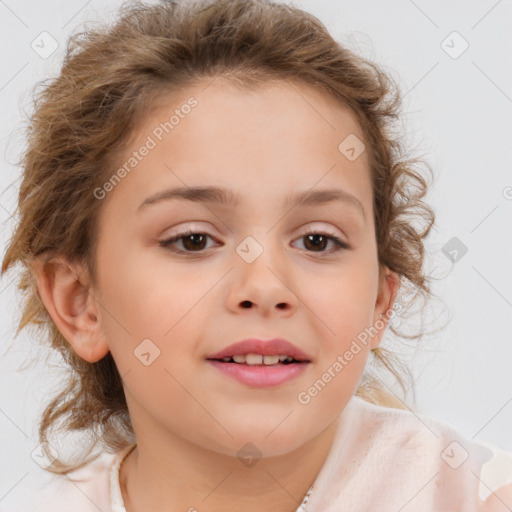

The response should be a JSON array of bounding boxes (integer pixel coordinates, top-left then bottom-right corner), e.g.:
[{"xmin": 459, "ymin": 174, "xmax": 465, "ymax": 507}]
[{"xmin": 2, "ymin": 0, "xmax": 439, "ymax": 474}]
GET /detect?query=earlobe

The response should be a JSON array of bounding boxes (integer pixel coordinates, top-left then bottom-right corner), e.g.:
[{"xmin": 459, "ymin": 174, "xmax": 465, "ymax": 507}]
[{"xmin": 31, "ymin": 256, "xmax": 109, "ymax": 363}]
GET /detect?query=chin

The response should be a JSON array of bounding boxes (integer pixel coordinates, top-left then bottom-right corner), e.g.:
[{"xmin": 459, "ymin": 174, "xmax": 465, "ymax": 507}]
[{"xmin": 207, "ymin": 424, "xmax": 313, "ymax": 460}]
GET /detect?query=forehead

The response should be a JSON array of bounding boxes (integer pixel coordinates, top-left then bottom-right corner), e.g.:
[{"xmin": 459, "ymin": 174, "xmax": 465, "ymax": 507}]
[
  {"xmin": 131, "ymin": 75, "xmax": 368, "ymax": 157},
  {"xmin": 101, "ymin": 76, "xmax": 372, "ymax": 220}
]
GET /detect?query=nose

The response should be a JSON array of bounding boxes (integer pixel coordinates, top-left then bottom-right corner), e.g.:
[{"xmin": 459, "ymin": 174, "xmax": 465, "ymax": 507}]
[{"xmin": 225, "ymin": 239, "xmax": 299, "ymax": 318}]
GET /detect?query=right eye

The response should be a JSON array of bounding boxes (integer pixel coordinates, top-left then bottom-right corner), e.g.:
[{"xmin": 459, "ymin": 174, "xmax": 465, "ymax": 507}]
[{"xmin": 159, "ymin": 229, "xmax": 220, "ymax": 254}]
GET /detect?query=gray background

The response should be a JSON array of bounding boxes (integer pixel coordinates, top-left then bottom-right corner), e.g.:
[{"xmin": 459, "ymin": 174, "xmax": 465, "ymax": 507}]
[{"xmin": 1, "ymin": 0, "xmax": 511, "ymax": 506}]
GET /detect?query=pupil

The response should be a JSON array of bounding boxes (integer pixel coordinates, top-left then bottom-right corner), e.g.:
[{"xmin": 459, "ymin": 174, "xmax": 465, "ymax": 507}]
[
  {"xmin": 305, "ymin": 234, "xmax": 326, "ymax": 251},
  {"xmin": 183, "ymin": 233, "xmax": 206, "ymax": 251}
]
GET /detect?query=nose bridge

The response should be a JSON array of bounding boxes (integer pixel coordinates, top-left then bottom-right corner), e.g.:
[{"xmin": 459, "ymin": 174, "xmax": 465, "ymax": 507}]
[
  {"xmin": 228, "ymin": 229, "xmax": 297, "ymax": 314},
  {"xmin": 235, "ymin": 230, "xmax": 282, "ymax": 282}
]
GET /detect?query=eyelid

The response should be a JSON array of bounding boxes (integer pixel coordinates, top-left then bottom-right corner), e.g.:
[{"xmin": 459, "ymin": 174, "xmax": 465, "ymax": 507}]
[
  {"xmin": 301, "ymin": 222, "xmax": 344, "ymax": 236},
  {"xmin": 159, "ymin": 221, "xmax": 345, "ymax": 241},
  {"xmin": 158, "ymin": 222, "xmax": 352, "ymax": 255},
  {"xmin": 160, "ymin": 222, "xmax": 214, "ymax": 239}
]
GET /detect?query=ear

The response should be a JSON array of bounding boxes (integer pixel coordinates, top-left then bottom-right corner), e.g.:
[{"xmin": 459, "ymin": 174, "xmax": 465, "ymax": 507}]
[
  {"xmin": 370, "ymin": 267, "xmax": 401, "ymax": 350},
  {"xmin": 30, "ymin": 255, "xmax": 109, "ymax": 362}
]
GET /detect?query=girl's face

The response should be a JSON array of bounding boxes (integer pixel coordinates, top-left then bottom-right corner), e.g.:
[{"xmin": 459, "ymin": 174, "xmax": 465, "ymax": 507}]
[{"xmin": 92, "ymin": 78, "xmax": 396, "ymax": 457}]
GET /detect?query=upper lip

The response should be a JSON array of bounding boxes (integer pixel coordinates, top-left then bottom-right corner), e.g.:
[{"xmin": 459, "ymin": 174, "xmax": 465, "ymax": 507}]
[{"xmin": 206, "ymin": 338, "xmax": 312, "ymax": 362}]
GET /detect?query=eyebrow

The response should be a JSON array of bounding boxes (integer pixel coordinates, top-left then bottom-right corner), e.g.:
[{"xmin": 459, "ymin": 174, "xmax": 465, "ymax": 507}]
[{"xmin": 137, "ymin": 185, "xmax": 367, "ymax": 223}]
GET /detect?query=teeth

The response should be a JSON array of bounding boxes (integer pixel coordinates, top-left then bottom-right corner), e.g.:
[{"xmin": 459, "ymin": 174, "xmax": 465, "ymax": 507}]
[
  {"xmin": 245, "ymin": 354, "xmax": 263, "ymax": 365},
  {"xmin": 263, "ymin": 355, "xmax": 280, "ymax": 365},
  {"xmin": 224, "ymin": 354, "xmax": 294, "ymax": 365}
]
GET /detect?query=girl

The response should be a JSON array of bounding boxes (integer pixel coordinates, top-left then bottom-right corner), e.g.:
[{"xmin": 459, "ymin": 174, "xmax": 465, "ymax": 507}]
[{"xmin": 2, "ymin": 0, "xmax": 511, "ymax": 510}]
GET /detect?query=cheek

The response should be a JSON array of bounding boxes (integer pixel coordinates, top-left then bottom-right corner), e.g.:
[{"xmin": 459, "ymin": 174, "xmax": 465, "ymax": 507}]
[
  {"xmin": 302, "ymin": 265, "xmax": 378, "ymax": 337},
  {"xmin": 97, "ymin": 239, "xmax": 200, "ymax": 326},
  {"xmin": 299, "ymin": 260, "xmax": 378, "ymax": 390},
  {"xmin": 96, "ymin": 250, "xmax": 219, "ymax": 375}
]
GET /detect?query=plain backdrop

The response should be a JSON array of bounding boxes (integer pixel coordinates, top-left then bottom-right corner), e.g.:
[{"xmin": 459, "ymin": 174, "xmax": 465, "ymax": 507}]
[{"xmin": 0, "ymin": 0, "xmax": 511, "ymax": 506}]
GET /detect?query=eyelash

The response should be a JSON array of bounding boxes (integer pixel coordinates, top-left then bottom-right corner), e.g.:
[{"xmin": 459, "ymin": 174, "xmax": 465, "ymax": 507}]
[{"xmin": 158, "ymin": 228, "xmax": 351, "ymax": 255}]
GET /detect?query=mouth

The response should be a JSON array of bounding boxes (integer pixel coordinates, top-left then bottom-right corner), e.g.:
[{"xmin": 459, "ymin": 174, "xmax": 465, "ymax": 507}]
[
  {"xmin": 206, "ymin": 337, "xmax": 312, "ymax": 363},
  {"xmin": 207, "ymin": 354, "xmax": 309, "ymax": 366},
  {"xmin": 205, "ymin": 338, "xmax": 311, "ymax": 388},
  {"xmin": 206, "ymin": 356, "xmax": 310, "ymax": 388}
]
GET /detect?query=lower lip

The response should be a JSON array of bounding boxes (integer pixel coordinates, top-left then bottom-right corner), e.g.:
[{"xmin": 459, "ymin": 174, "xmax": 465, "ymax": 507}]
[{"xmin": 206, "ymin": 360, "xmax": 310, "ymax": 388}]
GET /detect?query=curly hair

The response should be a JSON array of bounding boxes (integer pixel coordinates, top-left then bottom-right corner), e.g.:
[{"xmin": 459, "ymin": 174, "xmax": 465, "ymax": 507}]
[{"xmin": 1, "ymin": 0, "xmax": 438, "ymax": 474}]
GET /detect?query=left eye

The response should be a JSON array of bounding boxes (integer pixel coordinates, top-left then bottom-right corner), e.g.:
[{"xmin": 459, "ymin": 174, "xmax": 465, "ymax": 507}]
[
  {"xmin": 159, "ymin": 229, "xmax": 350, "ymax": 254},
  {"xmin": 294, "ymin": 230, "xmax": 350, "ymax": 253}
]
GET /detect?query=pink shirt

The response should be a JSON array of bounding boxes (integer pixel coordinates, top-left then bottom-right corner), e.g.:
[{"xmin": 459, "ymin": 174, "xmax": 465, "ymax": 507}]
[{"xmin": 13, "ymin": 395, "xmax": 512, "ymax": 511}]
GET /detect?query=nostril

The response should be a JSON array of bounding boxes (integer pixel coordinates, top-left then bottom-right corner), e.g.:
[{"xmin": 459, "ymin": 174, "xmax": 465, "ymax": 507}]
[{"xmin": 241, "ymin": 300, "xmax": 252, "ymax": 308}]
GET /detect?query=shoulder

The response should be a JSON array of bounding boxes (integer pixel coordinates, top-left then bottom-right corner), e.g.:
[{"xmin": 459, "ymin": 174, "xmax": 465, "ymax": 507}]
[
  {"xmin": 354, "ymin": 397, "xmax": 512, "ymax": 509},
  {"xmin": 476, "ymin": 441, "xmax": 512, "ymax": 511},
  {"xmin": 18, "ymin": 448, "xmax": 126, "ymax": 512},
  {"xmin": 314, "ymin": 396, "xmax": 512, "ymax": 511}
]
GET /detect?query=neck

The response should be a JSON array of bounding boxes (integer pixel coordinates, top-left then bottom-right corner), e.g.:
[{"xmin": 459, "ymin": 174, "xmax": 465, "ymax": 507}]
[{"xmin": 119, "ymin": 416, "xmax": 341, "ymax": 512}]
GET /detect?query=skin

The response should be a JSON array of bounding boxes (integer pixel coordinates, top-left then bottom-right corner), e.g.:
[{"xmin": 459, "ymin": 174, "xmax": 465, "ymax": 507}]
[{"xmin": 32, "ymin": 77, "xmax": 400, "ymax": 512}]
